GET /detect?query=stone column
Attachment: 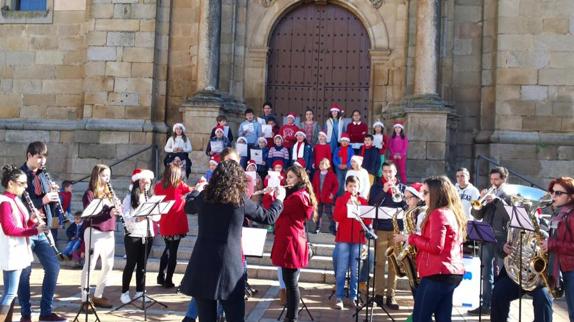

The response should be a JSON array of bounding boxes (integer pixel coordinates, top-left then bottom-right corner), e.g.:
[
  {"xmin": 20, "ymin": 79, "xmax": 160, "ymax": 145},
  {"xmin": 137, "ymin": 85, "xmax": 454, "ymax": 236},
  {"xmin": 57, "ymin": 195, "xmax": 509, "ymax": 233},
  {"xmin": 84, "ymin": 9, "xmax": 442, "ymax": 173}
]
[
  {"xmin": 414, "ymin": 0, "xmax": 440, "ymax": 96},
  {"xmin": 196, "ymin": 0, "xmax": 221, "ymax": 91}
]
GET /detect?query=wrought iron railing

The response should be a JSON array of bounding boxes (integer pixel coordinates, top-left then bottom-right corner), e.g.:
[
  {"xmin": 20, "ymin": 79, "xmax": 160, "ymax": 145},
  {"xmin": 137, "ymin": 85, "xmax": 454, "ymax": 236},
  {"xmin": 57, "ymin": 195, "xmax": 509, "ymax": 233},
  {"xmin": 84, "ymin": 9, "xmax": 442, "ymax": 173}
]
[{"xmin": 473, "ymin": 154, "xmax": 543, "ymax": 189}]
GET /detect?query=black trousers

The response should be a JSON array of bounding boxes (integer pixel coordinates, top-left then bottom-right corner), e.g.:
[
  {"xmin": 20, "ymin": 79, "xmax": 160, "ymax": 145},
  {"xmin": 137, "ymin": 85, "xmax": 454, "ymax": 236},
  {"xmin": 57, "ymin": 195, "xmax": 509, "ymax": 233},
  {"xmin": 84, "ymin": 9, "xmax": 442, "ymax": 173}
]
[
  {"xmin": 158, "ymin": 238, "xmax": 181, "ymax": 283},
  {"xmin": 282, "ymin": 267, "xmax": 300, "ymax": 321},
  {"xmin": 122, "ymin": 235, "xmax": 153, "ymax": 293},
  {"xmin": 196, "ymin": 276, "xmax": 246, "ymax": 322}
]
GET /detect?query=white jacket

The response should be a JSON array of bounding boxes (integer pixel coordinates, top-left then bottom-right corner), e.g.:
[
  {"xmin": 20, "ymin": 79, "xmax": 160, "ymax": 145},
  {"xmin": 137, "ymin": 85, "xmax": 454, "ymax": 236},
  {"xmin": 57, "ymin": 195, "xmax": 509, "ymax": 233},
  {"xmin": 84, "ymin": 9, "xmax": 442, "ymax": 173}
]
[
  {"xmin": 456, "ymin": 183, "xmax": 481, "ymax": 220},
  {"xmin": 164, "ymin": 136, "xmax": 192, "ymax": 153},
  {"xmin": 122, "ymin": 194, "xmax": 161, "ymax": 238},
  {"xmin": 346, "ymin": 168, "xmax": 371, "ymax": 199},
  {"xmin": 325, "ymin": 118, "xmax": 345, "ymax": 144},
  {"xmin": 0, "ymin": 194, "xmax": 34, "ymax": 271}
]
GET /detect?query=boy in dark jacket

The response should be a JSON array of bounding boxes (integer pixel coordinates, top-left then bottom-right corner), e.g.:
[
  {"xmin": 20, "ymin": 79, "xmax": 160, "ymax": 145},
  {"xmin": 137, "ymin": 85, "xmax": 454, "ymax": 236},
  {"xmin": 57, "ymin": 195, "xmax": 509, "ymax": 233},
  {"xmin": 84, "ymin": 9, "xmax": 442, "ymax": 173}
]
[
  {"xmin": 361, "ymin": 135, "xmax": 381, "ymax": 186},
  {"xmin": 63, "ymin": 211, "xmax": 85, "ymax": 267}
]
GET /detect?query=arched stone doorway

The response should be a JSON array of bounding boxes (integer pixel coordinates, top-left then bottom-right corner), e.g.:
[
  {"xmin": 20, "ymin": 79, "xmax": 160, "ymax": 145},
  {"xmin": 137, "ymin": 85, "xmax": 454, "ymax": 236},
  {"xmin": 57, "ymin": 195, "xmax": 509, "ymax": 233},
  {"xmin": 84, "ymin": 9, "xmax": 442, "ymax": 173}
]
[{"xmin": 265, "ymin": 3, "xmax": 371, "ymax": 124}]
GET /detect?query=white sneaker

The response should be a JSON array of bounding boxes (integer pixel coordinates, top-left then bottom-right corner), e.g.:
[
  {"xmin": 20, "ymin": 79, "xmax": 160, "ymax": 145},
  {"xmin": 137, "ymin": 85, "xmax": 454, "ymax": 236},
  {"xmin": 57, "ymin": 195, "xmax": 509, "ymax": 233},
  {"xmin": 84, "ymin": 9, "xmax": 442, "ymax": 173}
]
[
  {"xmin": 120, "ymin": 291, "xmax": 131, "ymax": 304},
  {"xmin": 335, "ymin": 299, "xmax": 344, "ymax": 310},
  {"xmin": 134, "ymin": 291, "xmax": 147, "ymax": 302}
]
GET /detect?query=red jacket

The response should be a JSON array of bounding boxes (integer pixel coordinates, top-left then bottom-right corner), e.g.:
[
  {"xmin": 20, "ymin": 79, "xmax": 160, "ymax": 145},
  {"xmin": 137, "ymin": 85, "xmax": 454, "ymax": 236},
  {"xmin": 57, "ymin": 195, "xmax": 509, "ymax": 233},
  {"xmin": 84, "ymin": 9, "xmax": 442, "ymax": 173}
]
[
  {"xmin": 333, "ymin": 192, "xmax": 371, "ymax": 244},
  {"xmin": 347, "ymin": 122, "xmax": 368, "ymax": 144},
  {"xmin": 154, "ymin": 181, "xmax": 192, "ymax": 236},
  {"xmin": 278, "ymin": 124, "xmax": 300, "ymax": 149},
  {"xmin": 548, "ymin": 205, "xmax": 574, "ymax": 272},
  {"xmin": 271, "ymin": 188, "xmax": 314, "ymax": 269},
  {"xmin": 408, "ymin": 208, "xmax": 465, "ymax": 278},
  {"xmin": 313, "ymin": 144, "xmax": 332, "ymax": 170},
  {"xmin": 312, "ymin": 171, "xmax": 338, "ymax": 204}
]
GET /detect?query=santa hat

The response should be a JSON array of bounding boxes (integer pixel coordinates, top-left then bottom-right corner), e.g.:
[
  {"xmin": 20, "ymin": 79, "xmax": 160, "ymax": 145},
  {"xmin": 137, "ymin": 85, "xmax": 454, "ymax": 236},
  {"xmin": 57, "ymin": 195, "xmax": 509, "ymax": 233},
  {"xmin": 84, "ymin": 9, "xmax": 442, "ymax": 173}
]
[
  {"xmin": 393, "ymin": 122, "xmax": 404, "ymax": 129},
  {"xmin": 258, "ymin": 136, "xmax": 268, "ymax": 144},
  {"xmin": 286, "ymin": 113, "xmax": 296, "ymax": 120},
  {"xmin": 373, "ymin": 121, "xmax": 385, "ymax": 129},
  {"xmin": 209, "ymin": 155, "xmax": 220, "ymax": 165},
  {"xmin": 131, "ymin": 168, "xmax": 154, "ymax": 182},
  {"xmin": 272, "ymin": 160, "xmax": 284, "ymax": 169},
  {"xmin": 273, "ymin": 134, "xmax": 284, "ymax": 141},
  {"xmin": 173, "ymin": 123, "xmax": 186, "ymax": 133},
  {"xmin": 329, "ymin": 103, "xmax": 342, "ymax": 113},
  {"xmin": 246, "ymin": 160, "xmax": 257, "ymax": 170},
  {"xmin": 237, "ymin": 136, "xmax": 248, "ymax": 144},
  {"xmin": 295, "ymin": 130, "xmax": 306, "ymax": 138},
  {"xmin": 405, "ymin": 182, "xmax": 424, "ymax": 200},
  {"xmin": 214, "ymin": 125, "xmax": 224, "ymax": 134},
  {"xmin": 350, "ymin": 155, "xmax": 363, "ymax": 167},
  {"xmin": 318, "ymin": 131, "xmax": 327, "ymax": 139},
  {"xmin": 339, "ymin": 132, "xmax": 350, "ymax": 142}
]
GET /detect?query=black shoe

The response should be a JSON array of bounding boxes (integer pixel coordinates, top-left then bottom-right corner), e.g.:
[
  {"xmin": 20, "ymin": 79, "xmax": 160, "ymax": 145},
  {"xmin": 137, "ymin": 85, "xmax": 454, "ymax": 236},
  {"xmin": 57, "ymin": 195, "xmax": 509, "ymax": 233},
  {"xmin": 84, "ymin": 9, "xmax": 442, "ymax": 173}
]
[
  {"xmin": 374, "ymin": 294, "xmax": 385, "ymax": 307},
  {"xmin": 182, "ymin": 317, "xmax": 196, "ymax": 322},
  {"xmin": 157, "ymin": 275, "xmax": 165, "ymax": 286},
  {"xmin": 163, "ymin": 281, "xmax": 175, "ymax": 288},
  {"xmin": 467, "ymin": 306, "xmax": 490, "ymax": 315},
  {"xmin": 385, "ymin": 296, "xmax": 399, "ymax": 310}
]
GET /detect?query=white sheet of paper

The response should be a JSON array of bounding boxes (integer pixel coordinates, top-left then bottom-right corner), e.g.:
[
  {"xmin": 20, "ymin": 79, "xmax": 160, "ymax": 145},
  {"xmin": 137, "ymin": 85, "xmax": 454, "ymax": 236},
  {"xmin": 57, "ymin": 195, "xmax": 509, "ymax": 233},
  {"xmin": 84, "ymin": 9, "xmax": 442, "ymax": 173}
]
[
  {"xmin": 347, "ymin": 206, "xmax": 402, "ymax": 219},
  {"xmin": 267, "ymin": 171, "xmax": 281, "ymax": 188},
  {"xmin": 236, "ymin": 143, "xmax": 248, "ymax": 157},
  {"xmin": 262, "ymin": 125, "xmax": 273, "ymax": 138},
  {"xmin": 250, "ymin": 149, "xmax": 263, "ymax": 164},
  {"xmin": 242, "ymin": 227, "xmax": 268, "ymax": 257},
  {"xmin": 81, "ymin": 199, "xmax": 105, "ymax": 218},
  {"xmin": 505, "ymin": 205, "xmax": 535, "ymax": 231},
  {"xmin": 245, "ymin": 170, "xmax": 256, "ymax": 183},
  {"xmin": 243, "ymin": 123, "xmax": 254, "ymax": 134},
  {"xmin": 210, "ymin": 141, "xmax": 224, "ymax": 153}
]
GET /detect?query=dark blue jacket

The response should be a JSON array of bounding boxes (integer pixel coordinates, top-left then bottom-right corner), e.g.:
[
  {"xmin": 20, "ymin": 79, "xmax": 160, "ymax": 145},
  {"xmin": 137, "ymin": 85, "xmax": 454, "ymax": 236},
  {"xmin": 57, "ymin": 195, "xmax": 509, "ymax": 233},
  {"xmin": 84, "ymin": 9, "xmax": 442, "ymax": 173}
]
[{"xmin": 362, "ymin": 146, "xmax": 381, "ymax": 176}]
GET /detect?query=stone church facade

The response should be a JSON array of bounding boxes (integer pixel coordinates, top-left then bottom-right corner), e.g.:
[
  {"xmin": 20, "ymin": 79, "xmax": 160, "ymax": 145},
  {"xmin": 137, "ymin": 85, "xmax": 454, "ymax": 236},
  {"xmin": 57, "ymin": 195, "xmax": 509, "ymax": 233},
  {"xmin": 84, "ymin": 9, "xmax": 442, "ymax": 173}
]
[{"xmin": 0, "ymin": 0, "xmax": 572, "ymax": 185}]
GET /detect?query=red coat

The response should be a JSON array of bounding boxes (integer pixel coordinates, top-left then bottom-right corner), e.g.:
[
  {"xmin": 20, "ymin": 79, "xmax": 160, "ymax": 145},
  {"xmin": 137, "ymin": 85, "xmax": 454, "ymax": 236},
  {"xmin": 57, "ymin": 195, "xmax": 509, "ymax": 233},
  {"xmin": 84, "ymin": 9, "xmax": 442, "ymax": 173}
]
[
  {"xmin": 312, "ymin": 171, "xmax": 338, "ymax": 205},
  {"xmin": 271, "ymin": 188, "xmax": 314, "ymax": 269},
  {"xmin": 347, "ymin": 122, "xmax": 368, "ymax": 144},
  {"xmin": 408, "ymin": 208, "xmax": 465, "ymax": 278},
  {"xmin": 548, "ymin": 205, "xmax": 574, "ymax": 272},
  {"xmin": 278, "ymin": 124, "xmax": 300, "ymax": 149},
  {"xmin": 313, "ymin": 143, "xmax": 332, "ymax": 170},
  {"xmin": 333, "ymin": 192, "xmax": 371, "ymax": 244},
  {"xmin": 154, "ymin": 181, "xmax": 192, "ymax": 236}
]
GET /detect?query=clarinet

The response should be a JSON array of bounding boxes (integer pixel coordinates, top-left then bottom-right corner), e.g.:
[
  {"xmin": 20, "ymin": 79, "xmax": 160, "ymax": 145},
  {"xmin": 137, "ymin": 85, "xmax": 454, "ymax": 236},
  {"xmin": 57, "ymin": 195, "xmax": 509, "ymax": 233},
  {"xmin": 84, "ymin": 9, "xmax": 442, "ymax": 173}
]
[
  {"xmin": 107, "ymin": 182, "xmax": 128, "ymax": 234},
  {"xmin": 40, "ymin": 168, "xmax": 67, "ymax": 220},
  {"xmin": 22, "ymin": 191, "xmax": 65, "ymax": 260}
]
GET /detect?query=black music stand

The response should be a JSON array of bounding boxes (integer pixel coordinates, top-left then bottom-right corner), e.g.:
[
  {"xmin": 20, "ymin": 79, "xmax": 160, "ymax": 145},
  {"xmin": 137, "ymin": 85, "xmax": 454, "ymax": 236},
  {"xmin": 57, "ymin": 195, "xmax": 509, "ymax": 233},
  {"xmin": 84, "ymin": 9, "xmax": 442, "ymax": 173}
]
[
  {"xmin": 352, "ymin": 202, "xmax": 395, "ymax": 322},
  {"xmin": 111, "ymin": 196, "xmax": 171, "ymax": 321},
  {"xmin": 505, "ymin": 205, "xmax": 534, "ymax": 322},
  {"xmin": 73, "ymin": 198, "xmax": 106, "ymax": 322},
  {"xmin": 467, "ymin": 220, "xmax": 496, "ymax": 322}
]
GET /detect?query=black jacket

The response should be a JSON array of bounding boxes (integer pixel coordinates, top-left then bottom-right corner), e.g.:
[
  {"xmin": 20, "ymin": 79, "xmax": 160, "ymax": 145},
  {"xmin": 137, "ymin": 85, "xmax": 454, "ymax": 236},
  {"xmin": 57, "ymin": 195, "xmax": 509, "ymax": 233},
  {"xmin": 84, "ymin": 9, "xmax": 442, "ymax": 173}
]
[
  {"xmin": 180, "ymin": 191, "xmax": 283, "ymax": 300},
  {"xmin": 368, "ymin": 180, "xmax": 407, "ymax": 231},
  {"xmin": 471, "ymin": 191, "xmax": 511, "ymax": 258}
]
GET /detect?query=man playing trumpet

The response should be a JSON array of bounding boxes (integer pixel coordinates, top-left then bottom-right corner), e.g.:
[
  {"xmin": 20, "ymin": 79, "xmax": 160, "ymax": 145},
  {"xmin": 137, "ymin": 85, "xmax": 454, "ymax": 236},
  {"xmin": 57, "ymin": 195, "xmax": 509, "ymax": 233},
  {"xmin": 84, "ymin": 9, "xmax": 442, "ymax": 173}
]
[{"xmin": 468, "ymin": 167, "xmax": 511, "ymax": 316}]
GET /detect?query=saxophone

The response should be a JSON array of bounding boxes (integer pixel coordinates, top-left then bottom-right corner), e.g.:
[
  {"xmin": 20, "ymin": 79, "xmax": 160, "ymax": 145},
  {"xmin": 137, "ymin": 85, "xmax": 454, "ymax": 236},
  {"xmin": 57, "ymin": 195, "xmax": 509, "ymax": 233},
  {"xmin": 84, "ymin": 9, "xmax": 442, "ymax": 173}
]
[
  {"xmin": 386, "ymin": 209, "xmax": 406, "ymax": 278},
  {"xmin": 396, "ymin": 206, "xmax": 422, "ymax": 291}
]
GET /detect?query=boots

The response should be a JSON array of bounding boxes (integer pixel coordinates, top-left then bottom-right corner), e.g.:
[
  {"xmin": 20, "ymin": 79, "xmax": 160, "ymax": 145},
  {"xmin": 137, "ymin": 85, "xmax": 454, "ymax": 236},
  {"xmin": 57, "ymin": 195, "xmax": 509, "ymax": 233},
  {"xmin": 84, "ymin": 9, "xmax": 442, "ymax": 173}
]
[{"xmin": 279, "ymin": 288, "xmax": 287, "ymax": 306}]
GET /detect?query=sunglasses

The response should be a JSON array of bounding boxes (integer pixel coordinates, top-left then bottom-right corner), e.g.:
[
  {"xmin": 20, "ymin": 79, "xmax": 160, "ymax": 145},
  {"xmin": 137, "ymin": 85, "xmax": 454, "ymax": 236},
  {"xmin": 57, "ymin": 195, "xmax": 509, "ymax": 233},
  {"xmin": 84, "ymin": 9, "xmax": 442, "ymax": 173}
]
[{"xmin": 552, "ymin": 191, "xmax": 568, "ymax": 196}]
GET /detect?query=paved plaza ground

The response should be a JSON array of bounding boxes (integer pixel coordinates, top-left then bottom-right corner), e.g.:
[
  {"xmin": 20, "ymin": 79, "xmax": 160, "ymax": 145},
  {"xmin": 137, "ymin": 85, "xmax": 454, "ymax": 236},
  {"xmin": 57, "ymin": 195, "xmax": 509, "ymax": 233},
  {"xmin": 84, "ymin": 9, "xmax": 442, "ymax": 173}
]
[{"xmin": 2, "ymin": 264, "xmax": 571, "ymax": 322}]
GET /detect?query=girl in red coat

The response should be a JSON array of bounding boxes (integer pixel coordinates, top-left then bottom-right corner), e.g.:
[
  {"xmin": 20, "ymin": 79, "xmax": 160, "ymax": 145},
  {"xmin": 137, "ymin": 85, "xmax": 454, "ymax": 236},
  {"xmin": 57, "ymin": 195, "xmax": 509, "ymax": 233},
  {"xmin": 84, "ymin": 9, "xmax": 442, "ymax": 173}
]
[
  {"xmin": 271, "ymin": 166, "xmax": 317, "ymax": 322},
  {"xmin": 332, "ymin": 175, "xmax": 371, "ymax": 310},
  {"xmin": 311, "ymin": 158, "xmax": 338, "ymax": 234},
  {"xmin": 154, "ymin": 164, "xmax": 192, "ymax": 288},
  {"xmin": 543, "ymin": 177, "xmax": 574, "ymax": 320},
  {"xmin": 313, "ymin": 131, "xmax": 332, "ymax": 172},
  {"xmin": 394, "ymin": 176, "xmax": 466, "ymax": 321}
]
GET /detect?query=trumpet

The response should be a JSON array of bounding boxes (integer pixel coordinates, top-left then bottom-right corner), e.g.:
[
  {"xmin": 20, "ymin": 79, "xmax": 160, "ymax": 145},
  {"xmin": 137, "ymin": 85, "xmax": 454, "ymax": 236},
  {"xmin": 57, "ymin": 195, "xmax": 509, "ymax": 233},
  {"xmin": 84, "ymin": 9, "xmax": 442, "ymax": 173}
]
[
  {"xmin": 471, "ymin": 186, "xmax": 496, "ymax": 210},
  {"xmin": 386, "ymin": 176, "xmax": 403, "ymax": 203}
]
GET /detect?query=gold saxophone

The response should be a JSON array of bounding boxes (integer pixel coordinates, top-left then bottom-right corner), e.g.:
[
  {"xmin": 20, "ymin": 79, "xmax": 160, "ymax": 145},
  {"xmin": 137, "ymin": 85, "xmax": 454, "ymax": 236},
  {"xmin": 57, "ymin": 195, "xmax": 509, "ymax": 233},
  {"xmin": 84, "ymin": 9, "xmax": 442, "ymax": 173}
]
[{"xmin": 385, "ymin": 208, "xmax": 419, "ymax": 292}]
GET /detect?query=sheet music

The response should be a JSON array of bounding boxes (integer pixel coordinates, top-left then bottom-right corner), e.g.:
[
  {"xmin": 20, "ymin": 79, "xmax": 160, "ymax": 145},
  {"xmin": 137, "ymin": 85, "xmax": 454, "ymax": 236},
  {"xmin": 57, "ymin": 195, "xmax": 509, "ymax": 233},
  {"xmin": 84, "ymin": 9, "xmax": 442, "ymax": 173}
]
[
  {"xmin": 210, "ymin": 141, "xmax": 224, "ymax": 153},
  {"xmin": 262, "ymin": 125, "xmax": 273, "ymax": 138},
  {"xmin": 250, "ymin": 149, "xmax": 263, "ymax": 164},
  {"xmin": 242, "ymin": 227, "xmax": 267, "ymax": 257},
  {"xmin": 236, "ymin": 143, "xmax": 248, "ymax": 157},
  {"xmin": 81, "ymin": 199, "xmax": 105, "ymax": 218},
  {"xmin": 346, "ymin": 206, "xmax": 403, "ymax": 220},
  {"xmin": 505, "ymin": 205, "xmax": 535, "ymax": 231},
  {"xmin": 267, "ymin": 171, "xmax": 281, "ymax": 188}
]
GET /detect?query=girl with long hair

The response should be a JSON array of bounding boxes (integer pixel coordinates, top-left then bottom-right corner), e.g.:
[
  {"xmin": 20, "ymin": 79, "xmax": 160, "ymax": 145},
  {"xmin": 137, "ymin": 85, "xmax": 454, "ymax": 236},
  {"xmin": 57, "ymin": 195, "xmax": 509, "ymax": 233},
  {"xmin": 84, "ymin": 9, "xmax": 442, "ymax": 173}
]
[
  {"xmin": 271, "ymin": 166, "xmax": 318, "ymax": 322},
  {"xmin": 543, "ymin": 177, "xmax": 574, "ymax": 320},
  {"xmin": 388, "ymin": 123, "xmax": 409, "ymax": 184},
  {"xmin": 120, "ymin": 169, "xmax": 158, "ymax": 304},
  {"xmin": 302, "ymin": 109, "xmax": 320, "ymax": 146},
  {"xmin": 0, "ymin": 165, "xmax": 48, "ymax": 321},
  {"xmin": 80, "ymin": 164, "xmax": 119, "ymax": 309},
  {"xmin": 154, "ymin": 164, "xmax": 192, "ymax": 288},
  {"xmin": 394, "ymin": 176, "xmax": 466, "ymax": 321},
  {"xmin": 324, "ymin": 103, "xmax": 345, "ymax": 153}
]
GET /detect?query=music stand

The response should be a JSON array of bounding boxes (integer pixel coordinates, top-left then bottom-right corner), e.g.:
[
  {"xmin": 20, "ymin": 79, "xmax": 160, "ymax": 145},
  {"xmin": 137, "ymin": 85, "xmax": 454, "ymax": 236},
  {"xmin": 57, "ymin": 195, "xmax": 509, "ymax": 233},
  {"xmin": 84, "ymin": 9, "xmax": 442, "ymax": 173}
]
[
  {"xmin": 505, "ymin": 205, "xmax": 534, "ymax": 322},
  {"xmin": 466, "ymin": 221, "xmax": 496, "ymax": 322},
  {"xmin": 73, "ymin": 198, "xmax": 106, "ymax": 322},
  {"xmin": 352, "ymin": 203, "xmax": 395, "ymax": 322},
  {"xmin": 111, "ymin": 195, "xmax": 171, "ymax": 321}
]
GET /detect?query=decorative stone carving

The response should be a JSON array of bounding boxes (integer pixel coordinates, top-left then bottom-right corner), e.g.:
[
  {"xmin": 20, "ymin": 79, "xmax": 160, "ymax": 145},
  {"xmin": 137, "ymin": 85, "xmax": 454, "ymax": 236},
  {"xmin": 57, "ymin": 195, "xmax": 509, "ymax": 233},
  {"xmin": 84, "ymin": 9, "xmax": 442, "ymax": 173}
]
[
  {"xmin": 370, "ymin": 0, "xmax": 384, "ymax": 9},
  {"xmin": 261, "ymin": 0, "xmax": 275, "ymax": 7}
]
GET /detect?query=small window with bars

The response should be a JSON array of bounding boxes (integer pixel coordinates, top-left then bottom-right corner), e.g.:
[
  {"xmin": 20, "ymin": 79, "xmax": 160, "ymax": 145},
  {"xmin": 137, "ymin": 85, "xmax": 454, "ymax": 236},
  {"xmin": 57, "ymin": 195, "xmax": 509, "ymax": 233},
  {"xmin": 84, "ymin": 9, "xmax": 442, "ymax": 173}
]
[{"xmin": 0, "ymin": 0, "xmax": 52, "ymax": 23}]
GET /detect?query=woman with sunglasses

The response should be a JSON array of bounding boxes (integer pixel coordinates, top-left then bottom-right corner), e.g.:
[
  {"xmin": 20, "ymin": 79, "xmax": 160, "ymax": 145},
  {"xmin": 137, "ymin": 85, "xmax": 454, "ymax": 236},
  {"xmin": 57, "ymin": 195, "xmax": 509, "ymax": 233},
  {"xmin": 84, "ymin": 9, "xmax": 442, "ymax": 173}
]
[
  {"xmin": 542, "ymin": 177, "xmax": 574, "ymax": 320},
  {"xmin": 0, "ymin": 165, "xmax": 48, "ymax": 321},
  {"xmin": 393, "ymin": 176, "xmax": 466, "ymax": 321}
]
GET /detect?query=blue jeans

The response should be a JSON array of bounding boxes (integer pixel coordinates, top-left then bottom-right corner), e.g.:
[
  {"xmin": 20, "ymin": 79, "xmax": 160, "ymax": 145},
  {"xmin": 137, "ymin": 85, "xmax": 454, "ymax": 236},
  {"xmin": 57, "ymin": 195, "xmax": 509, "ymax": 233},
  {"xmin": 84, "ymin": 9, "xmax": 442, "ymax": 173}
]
[
  {"xmin": 334, "ymin": 242, "xmax": 361, "ymax": 300},
  {"xmin": 2, "ymin": 269, "xmax": 24, "ymax": 305},
  {"xmin": 564, "ymin": 271, "xmax": 574, "ymax": 322},
  {"xmin": 480, "ymin": 242, "xmax": 504, "ymax": 309},
  {"xmin": 336, "ymin": 168, "xmax": 347, "ymax": 196},
  {"xmin": 18, "ymin": 235, "xmax": 60, "ymax": 317},
  {"xmin": 62, "ymin": 239, "xmax": 81, "ymax": 257},
  {"xmin": 491, "ymin": 268, "xmax": 553, "ymax": 322},
  {"xmin": 413, "ymin": 277, "xmax": 458, "ymax": 322},
  {"xmin": 185, "ymin": 297, "xmax": 223, "ymax": 319}
]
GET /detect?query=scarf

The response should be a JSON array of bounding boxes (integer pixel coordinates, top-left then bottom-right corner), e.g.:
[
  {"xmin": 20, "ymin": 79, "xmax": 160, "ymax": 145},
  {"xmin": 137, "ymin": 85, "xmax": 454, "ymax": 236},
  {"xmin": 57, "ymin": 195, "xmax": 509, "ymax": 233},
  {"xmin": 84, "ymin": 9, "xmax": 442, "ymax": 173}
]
[{"xmin": 293, "ymin": 141, "xmax": 305, "ymax": 160}]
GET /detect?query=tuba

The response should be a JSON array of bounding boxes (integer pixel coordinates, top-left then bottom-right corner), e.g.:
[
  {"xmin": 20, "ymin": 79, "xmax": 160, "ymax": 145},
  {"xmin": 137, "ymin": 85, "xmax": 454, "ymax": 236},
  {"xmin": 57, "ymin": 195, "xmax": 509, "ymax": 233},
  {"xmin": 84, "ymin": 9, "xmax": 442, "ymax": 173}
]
[{"xmin": 502, "ymin": 184, "xmax": 563, "ymax": 298}]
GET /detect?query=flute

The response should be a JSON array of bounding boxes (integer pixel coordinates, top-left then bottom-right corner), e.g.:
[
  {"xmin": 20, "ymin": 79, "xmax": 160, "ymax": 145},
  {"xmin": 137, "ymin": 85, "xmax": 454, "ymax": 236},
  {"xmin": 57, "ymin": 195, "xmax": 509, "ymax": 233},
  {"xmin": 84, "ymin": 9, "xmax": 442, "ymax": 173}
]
[
  {"xmin": 252, "ymin": 185, "xmax": 292, "ymax": 196},
  {"xmin": 22, "ymin": 191, "xmax": 65, "ymax": 260}
]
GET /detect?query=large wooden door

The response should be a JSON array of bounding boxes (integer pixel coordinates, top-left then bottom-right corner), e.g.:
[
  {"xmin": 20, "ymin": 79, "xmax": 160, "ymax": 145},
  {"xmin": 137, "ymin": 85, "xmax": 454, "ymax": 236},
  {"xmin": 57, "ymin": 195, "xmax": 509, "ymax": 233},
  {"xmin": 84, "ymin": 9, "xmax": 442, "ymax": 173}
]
[{"xmin": 266, "ymin": 4, "xmax": 371, "ymax": 125}]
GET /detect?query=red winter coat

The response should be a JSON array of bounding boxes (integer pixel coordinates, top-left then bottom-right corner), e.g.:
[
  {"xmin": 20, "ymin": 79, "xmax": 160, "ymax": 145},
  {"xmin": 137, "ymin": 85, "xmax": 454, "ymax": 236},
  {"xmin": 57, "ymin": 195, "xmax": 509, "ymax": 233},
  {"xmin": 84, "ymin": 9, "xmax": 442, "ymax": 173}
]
[
  {"xmin": 312, "ymin": 171, "xmax": 338, "ymax": 205},
  {"xmin": 347, "ymin": 122, "xmax": 368, "ymax": 144},
  {"xmin": 408, "ymin": 208, "xmax": 465, "ymax": 278},
  {"xmin": 548, "ymin": 205, "xmax": 574, "ymax": 272},
  {"xmin": 271, "ymin": 188, "xmax": 314, "ymax": 269},
  {"xmin": 313, "ymin": 143, "xmax": 332, "ymax": 170},
  {"xmin": 333, "ymin": 192, "xmax": 371, "ymax": 244},
  {"xmin": 278, "ymin": 124, "xmax": 300, "ymax": 149},
  {"xmin": 154, "ymin": 181, "xmax": 192, "ymax": 236}
]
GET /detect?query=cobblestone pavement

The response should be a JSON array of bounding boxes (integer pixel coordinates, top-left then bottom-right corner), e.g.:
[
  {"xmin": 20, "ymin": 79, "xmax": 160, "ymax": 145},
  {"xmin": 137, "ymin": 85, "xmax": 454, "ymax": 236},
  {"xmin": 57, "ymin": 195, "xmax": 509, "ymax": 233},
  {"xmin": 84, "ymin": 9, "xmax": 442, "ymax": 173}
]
[{"xmin": 3, "ymin": 265, "xmax": 570, "ymax": 321}]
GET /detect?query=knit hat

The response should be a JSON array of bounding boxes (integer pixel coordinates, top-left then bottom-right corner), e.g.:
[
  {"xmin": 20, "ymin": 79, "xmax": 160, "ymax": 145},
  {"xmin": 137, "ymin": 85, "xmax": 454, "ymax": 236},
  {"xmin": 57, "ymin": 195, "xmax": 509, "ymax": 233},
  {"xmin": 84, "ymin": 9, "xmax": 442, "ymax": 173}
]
[
  {"xmin": 258, "ymin": 136, "xmax": 268, "ymax": 144},
  {"xmin": 405, "ymin": 182, "xmax": 424, "ymax": 200},
  {"xmin": 237, "ymin": 136, "xmax": 247, "ymax": 144},
  {"xmin": 173, "ymin": 123, "xmax": 186, "ymax": 133},
  {"xmin": 209, "ymin": 155, "xmax": 220, "ymax": 165},
  {"xmin": 293, "ymin": 159, "xmax": 306, "ymax": 168},
  {"xmin": 131, "ymin": 168, "xmax": 154, "ymax": 182},
  {"xmin": 286, "ymin": 113, "xmax": 296, "ymax": 120},
  {"xmin": 273, "ymin": 134, "xmax": 283, "ymax": 142},
  {"xmin": 318, "ymin": 131, "xmax": 327, "ymax": 139},
  {"xmin": 393, "ymin": 122, "xmax": 404, "ymax": 129},
  {"xmin": 339, "ymin": 132, "xmax": 350, "ymax": 142},
  {"xmin": 295, "ymin": 130, "xmax": 306, "ymax": 138},
  {"xmin": 350, "ymin": 155, "xmax": 363, "ymax": 167},
  {"xmin": 272, "ymin": 160, "xmax": 284, "ymax": 169},
  {"xmin": 214, "ymin": 125, "xmax": 224, "ymax": 134},
  {"xmin": 373, "ymin": 121, "xmax": 385, "ymax": 129},
  {"xmin": 329, "ymin": 103, "xmax": 342, "ymax": 113}
]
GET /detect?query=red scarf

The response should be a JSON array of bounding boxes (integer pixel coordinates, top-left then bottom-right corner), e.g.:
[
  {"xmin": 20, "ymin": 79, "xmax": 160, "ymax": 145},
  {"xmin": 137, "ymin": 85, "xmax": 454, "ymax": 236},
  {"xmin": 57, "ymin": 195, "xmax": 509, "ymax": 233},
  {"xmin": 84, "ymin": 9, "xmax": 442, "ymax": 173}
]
[{"xmin": 338, "ymin": 146, "xmax": 349, "ymax": 164}]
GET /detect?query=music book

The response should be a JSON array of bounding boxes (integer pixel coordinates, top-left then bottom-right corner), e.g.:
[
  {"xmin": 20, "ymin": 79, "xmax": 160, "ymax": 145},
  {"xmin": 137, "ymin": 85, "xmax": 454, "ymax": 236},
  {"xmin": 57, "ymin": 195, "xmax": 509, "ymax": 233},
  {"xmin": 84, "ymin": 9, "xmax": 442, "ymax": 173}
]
[{"xmin": 242, "ymin": 227, "xmax": 267, "ymax": 257}]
